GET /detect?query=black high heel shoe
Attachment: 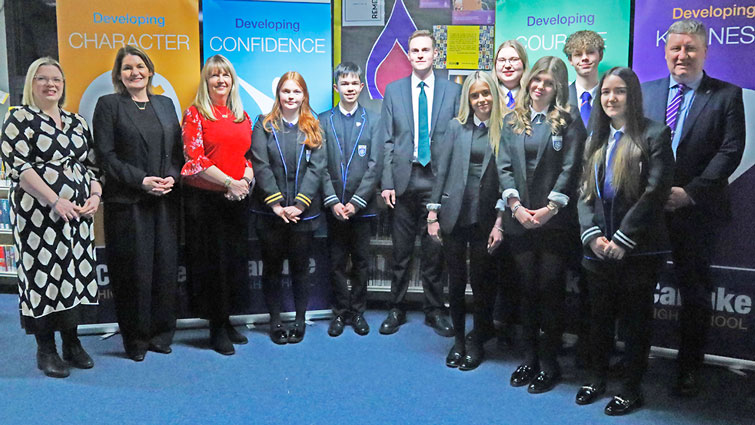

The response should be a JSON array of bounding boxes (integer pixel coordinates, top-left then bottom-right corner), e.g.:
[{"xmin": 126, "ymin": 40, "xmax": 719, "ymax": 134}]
[
  {"xmin": 269, "ymin": 323, "xmax": 288, "ymax": 345},
  {"xmin": 287, "ymin": 322, "xmax": 306, "ymax": 344}
]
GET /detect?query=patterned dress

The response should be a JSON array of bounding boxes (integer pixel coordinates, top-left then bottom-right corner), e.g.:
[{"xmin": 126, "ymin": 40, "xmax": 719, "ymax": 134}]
[{"xmin": 0, "ymin": 105, "xmax": 99, "ymax": 331}]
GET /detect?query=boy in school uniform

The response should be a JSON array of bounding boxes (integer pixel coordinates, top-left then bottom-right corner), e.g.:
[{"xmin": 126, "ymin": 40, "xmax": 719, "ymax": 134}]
[
  {"xmin": 320, "ymin": 62, "xmax": 382, "ymax": 336},
  {"xmin": 564, "ymin": 30, "xmax": 605, "ymax": 131}
]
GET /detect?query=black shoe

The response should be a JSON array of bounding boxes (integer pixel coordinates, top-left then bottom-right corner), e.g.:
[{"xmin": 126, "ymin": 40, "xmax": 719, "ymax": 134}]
[
  {"xmin": 352, "ymin": 314, "xmax": 370, "ymax": 336},
  {"xmin": 328, "ymin": 316, "xmax": 346, "ymax": 337},
  {"xmin": 673, "ymin": 371, "xmax": 700, "ymax": 397},
  {"xmin": 510, "ymin": 364, "xmax": 539, "ymax": 387},
  {"xmin": 459, "ymin": 341, "xmax": 484, "ymax": 371},
  {"xmin": 604, "ymin": 393, "xmax": 644, "ymax": 416},
  {"xmin": 287, "ymin": 322, "xmax": 306, "ymax": 344},
  {"xmin": 37, "ymin": 351, "xmax": 70, "ymax": 378},
  {"xmin": 62, "ymin": 343, "xmax": 94, "ymax": 369},
  {"xmin": 446, "ymin": 341, "xmax": 465, "ymax": 368},
  {"xmin": 224, "ymin": 322, "xmax": 248, "ymax": 345},
  {"xmin": 424, "ymin": 312, "xmax": 454, "ymax": 337},
  {"xmin": 528, "ymin": 370, "xmax": 562, "ymax": 394},
  {"xmin": 379, "ymin": 309, "xmax": 406, "ymax": 335},
  {"xmin": 270, "ymin": 323, "xmax": 287, "ymax": 345},
  {"xmin": 576, "ymin": 382, "xmax": 606, "ymax": 405},
  {"xmin": 126, "ymin": 349, "xmax": 146, "ymax": 362},
  {"xmin": 147, "ymin": 342, "xmax": 172, "ymax": 354},
  {"xmin": 210, "ymin": 327, "xmax": 235, "ymax": 355}
]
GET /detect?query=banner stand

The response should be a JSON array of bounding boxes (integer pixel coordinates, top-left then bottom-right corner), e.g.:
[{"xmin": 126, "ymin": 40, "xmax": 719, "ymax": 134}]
[{"xmin": 77, "ymin": 309, "xmax": 334, "ymax": 337}]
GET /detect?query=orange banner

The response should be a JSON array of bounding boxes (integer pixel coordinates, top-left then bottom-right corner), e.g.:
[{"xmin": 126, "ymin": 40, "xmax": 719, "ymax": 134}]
[{"xmin": 56, "ymin": 0, "xmax": 200, "ymax": 124}]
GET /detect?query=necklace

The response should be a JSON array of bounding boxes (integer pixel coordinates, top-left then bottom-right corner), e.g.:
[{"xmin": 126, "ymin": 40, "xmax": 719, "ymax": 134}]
[{"xmin": 132, "ymin": 99, "xmax": 148, "ymax": 110}]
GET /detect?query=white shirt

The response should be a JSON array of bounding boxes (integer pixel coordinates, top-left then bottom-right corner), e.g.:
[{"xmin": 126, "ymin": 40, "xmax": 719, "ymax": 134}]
[
  {"xmin": 575, "ymin": 81, "xmax": 598, "ymax": 106},
  {"xmin": 607, "ymin": 124, "xmax": 625, "ymax": 167},
  {"xmin": 338, "ymin": 102, "xmax": 359, "ymax": 117},
  {"xmin": 500, "ymin": 84, "xmax": 519, "ymax": 108},
  {"xmin": 411, "ymin": 72, "xmax": 435, "ymax": 160},
  {"xmin": 473, "ymin": 115, "xmax": 489, "ymax": 128},
  {"xmin": 529, "ymin": 105, "xmax": 548, "ymax": 123}
]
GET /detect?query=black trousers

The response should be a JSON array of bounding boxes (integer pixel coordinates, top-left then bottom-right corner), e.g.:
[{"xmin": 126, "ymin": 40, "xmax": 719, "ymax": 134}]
[
  {"xmin": 104, "ymin": 196, "xmax": 178, "ymax": 352},
  {"xmin": 256, "ymin": 216, "xmax": 313, "ymax": 324},
  {"xmin": 326, "ymin": 216, "xmax": 372, "ymax": 317},
  {"xmin": 511, "ymin": 229, "xmax": 570, "ymax": 373},
  {"xmin": 492, "ymin": 240, "xmax": 518, "ymax": 326},
  {"xmin": 667, "ymin": 209, "xmax": 714, "ymax": 372},
  {"xmin": 586, "ymin": 257, "xmax": 662, "ymax": 396},
  {"xmin": 390, "ymin": 164, "xmax": 445, "ymax": 313},
  {"xmin": 444, "ymin": 224, "xmax": 496, "ymax": 343},
  {"xmin": 184, "ymin": 187, "xmax": 248, "ymax": 325}
]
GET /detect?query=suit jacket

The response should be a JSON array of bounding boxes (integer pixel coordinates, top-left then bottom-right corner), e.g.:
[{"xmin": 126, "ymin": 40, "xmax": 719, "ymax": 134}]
[
  {"xmin": 92, "ymin": 93, "xmax": 183, "ymax": 204},
  {"xmin": 319, "ymin": 105, "xmax": 382, "ymax": 217},
  {"xmin": 641, "ymin": 73, "xmax": 745, "ymax": 219},
  {"xmin": 568, "ymin": 82, "xmax": 595, "ymax": 133},
  {"xmin": 250, "ymin": 116, "xmax": 325, "ymax": 223},
  {"xmin": 497, "ymin": 108, "xmax": 587, "ymax": 236},
  {"xmin": 578, "ymin": 119, "xmax": 674, "ymax": 263},
  {"xmin": 380, "ymin": 73, "xmax": 461, "ymax": 195},
  {"xmin": 430, "ymin": 118, "xmax": 500, "ymax": 233}
]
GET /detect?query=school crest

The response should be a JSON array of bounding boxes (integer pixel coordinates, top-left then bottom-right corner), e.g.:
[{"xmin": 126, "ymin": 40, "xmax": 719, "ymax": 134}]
[
  {"xmin": 552, "ymin": 135, "xmax": 563, "ymax": 152},
  {"xmin": 358, "ymin": 144, "xmax": 367, "ymax": 157}
]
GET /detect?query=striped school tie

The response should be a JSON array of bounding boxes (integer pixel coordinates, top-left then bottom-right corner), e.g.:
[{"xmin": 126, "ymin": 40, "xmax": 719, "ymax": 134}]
[
  {"xmin": 580, "ymin": 91, "xmax": 592, "ymax": 128},
  {"xmin": 507, "ymin": 91, "xmax": 515, "ymax": 109},
  {"xmin": 665, "ymin": 83, "xmax": 687, "ymax": 134}
]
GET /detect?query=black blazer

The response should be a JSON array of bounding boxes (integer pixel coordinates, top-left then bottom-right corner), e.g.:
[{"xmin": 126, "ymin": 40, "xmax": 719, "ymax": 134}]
[
  {"xmin": 250, "ymin": 116, "xmax": 325, "ymax": 222},
  {"xmin": 430, "ymin": 118, "xmax": 499, "ymax": 233},
  {"xmin": 497, "ymin": 108, "xmax": 587, "ymax": 236},
  {"xmin": 641, "ymin": 73, "xmax": 745, "ymax": 219},
  {"xmin": 380, "ymin": 73, "xmax": 461, "ymax": 195},
  {"xmin": 578, "ymin": 119, "xmax": 674, "ymax": 262},
  {"xmin": 92, "ymin": 93, "xmax": 183, "ymax": 204},
  {"xmin": 320, "ymin": 105, "xmax": 382, "ymax": 217},
  {"xmin": 568, "ymin": 82, "xmax": 595, "ymax": 133}
]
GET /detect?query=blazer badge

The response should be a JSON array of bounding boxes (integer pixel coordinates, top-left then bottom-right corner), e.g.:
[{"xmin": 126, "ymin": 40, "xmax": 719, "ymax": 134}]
[
  {"xmin": 358, "ymin": 144, "xmax": 367, "ymax": 157},
  {"xmin": 552, "ymin": 135, "xmax": 563, "ymax": 152}
]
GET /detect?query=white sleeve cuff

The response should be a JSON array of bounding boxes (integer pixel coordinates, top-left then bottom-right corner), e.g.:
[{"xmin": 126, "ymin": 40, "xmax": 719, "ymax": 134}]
[
  {"xmin": 548, "ymin": 191, "xmax": 569, "ymax": 207},
  {"xmin": 426, "ymin": 203, "xmax": 441, "ymax": 211}
]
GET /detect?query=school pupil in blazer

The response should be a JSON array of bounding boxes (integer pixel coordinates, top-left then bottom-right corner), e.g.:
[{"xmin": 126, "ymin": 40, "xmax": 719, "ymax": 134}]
[
  {"xmin": 426, "ymin": 71, "xmax": 504, "ymax": 371},
  {"xmin": 576, "ymin": 67, "xmax": 673, "ymax": 416},
  {"xmin": 320, "ymin": 63, "xmax": 382, "ymax": 337},
  {"xmin": 251, "ymin": 71, "xmax": 325, "ymax": 345},
  {"xmin": 93, "ymin": 46, "xmax": 183, "ymax": 362},
  {"xmin": 497, "ymin": 56, "xmax": 587, "ymax": 394}
]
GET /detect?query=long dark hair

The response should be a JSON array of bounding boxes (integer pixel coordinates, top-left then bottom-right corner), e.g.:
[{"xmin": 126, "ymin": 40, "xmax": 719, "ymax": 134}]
[{"xmin": 581, "ymin": 67, "xmax": 648, "ymax": 202}]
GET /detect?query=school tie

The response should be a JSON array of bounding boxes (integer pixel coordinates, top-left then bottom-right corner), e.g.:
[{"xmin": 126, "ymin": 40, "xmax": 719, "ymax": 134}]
[
  {"xmin": 507, "ymin": 91, "xmax": 515, "ymax": 109},
  {"xmin": 478, "ymin": 122, "xmax": 486, "ymax": 129},
  {"xmin": 417, "ymin": 82, "xmax": 431, "ymax": 166},
  {"xmin": 532, "ymin": 113, "xmax": 543, "ymax": 125},
  {"xmin": 580, "ymin": 91, "xmax": 592, "ymax": 128},
  {"xmin": 604, "ymin": 131, "xmax": 623, "ymax": 199},
  {"xmin": 666, "ymin": 83, "xmax": 687, "ymax": 135}
]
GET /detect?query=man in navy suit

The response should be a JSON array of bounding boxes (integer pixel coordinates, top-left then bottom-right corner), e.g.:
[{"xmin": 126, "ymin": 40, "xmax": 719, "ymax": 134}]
[
  {"xmin": 641, "ymin": 19, "xmax": 745, "ymax": 397},
  {"xmin": 379, "ymin": 30, "xmax": 461, "ymax": 336}
]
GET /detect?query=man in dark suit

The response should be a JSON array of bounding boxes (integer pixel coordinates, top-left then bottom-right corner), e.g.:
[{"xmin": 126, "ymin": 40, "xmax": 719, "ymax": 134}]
[
  {"xmin": 641, "ymin": 19, "xmax": 745, "ymax": 397},
  {"xmin": 379, "ymin": 30, "xmax": 461, "ymax": 336},
  {"xmin": 320, "ymin": 62, "xmax": 382, "ymax": 337},
  {"xmin": 564, "ymin": 30, "xmax": 604, "ymax": 131}
]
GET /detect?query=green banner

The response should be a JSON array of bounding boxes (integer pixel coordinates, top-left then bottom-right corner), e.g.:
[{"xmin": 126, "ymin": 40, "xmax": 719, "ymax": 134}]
[{"xmin": 494, "ymin": 0, "xmax": 631, "ymax": 80}]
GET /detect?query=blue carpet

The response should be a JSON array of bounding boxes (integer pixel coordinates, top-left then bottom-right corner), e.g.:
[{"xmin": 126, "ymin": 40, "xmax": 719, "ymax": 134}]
[{"xmin": 0, "ymin": 293, "xmax": 752, "ymax": 424}]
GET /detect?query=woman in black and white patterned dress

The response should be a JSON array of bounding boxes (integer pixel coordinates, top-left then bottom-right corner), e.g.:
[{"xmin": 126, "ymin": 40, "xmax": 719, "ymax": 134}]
[{"xmin": 0, "ymin": 57, "xmax": 101, "ymax": 378}]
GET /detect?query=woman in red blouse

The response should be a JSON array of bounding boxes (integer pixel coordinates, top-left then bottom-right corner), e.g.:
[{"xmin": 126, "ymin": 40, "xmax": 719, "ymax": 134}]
[{"xmin": 181, "ymin": 54, "xmax": 254, "ymax": 355}]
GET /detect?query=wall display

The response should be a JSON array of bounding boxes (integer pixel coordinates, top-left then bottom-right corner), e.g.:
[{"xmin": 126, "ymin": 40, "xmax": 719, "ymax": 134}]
[
  {"xmin": 494, "ymin": 0, "xmax": 630, "ymax": 81},
  {"xmin": 420, "ymin": 0, "xmax": 450, "ymax": 8},
  {"xmin": 202, "ymin": 0, "xmax": 333, "ymax": 117},
  {"xmin": 343, "ymin": 0, "xmax": 386, "ymax": 27},
  {"xmin": 433, "ymin": 25, "xmax": 494, "ymax": 69},
  {"xmin": 55, "ymin": 0, "xmax": 201, "ymax": 125},
  {"xmin": 632, "ymin": 0, "xmax": 755, "ymax": 361},
  {"xmin": 452, "ymin": 0, "xmax": 495, "ymax": 25}
]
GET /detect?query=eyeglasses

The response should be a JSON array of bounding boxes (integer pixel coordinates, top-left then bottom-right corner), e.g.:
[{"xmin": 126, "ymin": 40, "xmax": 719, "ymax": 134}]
[
  {"xmin": 496, "ymin": 57, "xmax": 522, "ymax": 65},
  {"xmin": 34, "ymin": 76, "xmax": 64, "ymax": 85}
]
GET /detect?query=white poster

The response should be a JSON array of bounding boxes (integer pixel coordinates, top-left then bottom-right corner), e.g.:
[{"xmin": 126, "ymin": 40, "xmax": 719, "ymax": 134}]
[{"xmin": 343, "ymin": 0, "xmax": 385, "ymax": 26}]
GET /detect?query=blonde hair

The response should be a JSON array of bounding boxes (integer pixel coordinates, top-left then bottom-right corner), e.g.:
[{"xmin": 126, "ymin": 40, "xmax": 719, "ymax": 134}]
[
  {"xmin": 456, "ymin": 71, "xmax": 503, "ymax": 156},
  {"xmin": 22, "ymin": 57, "xmax": 66, "ymax": 108},
  {"xmin": 507, "ymin": 56, "xmax": 572, "ymax": 136},
  {"xmin": 262, "ymin": 71, "xmax": 322, "ymax": 149},
  {"xmin": 191, "ymin": 55, "xmax": 245, "ymax": 122}
]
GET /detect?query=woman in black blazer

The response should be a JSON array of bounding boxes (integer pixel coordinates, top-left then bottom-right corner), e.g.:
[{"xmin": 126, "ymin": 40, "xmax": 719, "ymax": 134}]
[
  {"xmin": 497, "ymin": 56, "xmax": 587, "ymax": 393},
  {"xmin": 93, "ymin": 45, "xmax": 183, "ymax": 361},
  {"xmin": 427, "ymin": 71, "xmax": 504, "ymax": 371},
  {"xmin": 250, "ymin": 71, "xmax": 325, "ymax": 345},
  {"xmin": 575, "ymin": 67, "xmax": 673, "ymax": 416}
]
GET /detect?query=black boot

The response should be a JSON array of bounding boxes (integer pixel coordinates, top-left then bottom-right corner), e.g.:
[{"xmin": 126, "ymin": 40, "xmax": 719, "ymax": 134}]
[
  {"xmin": 35, "ymin": 333, "xmax": 69, "ymax": 378},
  {"xmin": 210, "ymin": 322, "xmax": 235, "ymax": 355},
  {"xmin": 61, "ymin": 328, "xmax": 94, "ymax": 369}
]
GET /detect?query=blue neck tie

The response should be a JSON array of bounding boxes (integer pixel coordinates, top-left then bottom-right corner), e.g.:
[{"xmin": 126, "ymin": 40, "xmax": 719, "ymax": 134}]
[
  {"xmin": 603, "ymin": 131, "xmax": 623, "ymax": 199},
  {"xmin": 417, "ymin": 82, "xmax": 430, "ymax": 166},
  {"xmin": 507, "ymin": 91, "xmax": 515, "ymax": 109},
  {"xmin": 580, "ymin": 91, "xmax": 592, "ymax": 128}
]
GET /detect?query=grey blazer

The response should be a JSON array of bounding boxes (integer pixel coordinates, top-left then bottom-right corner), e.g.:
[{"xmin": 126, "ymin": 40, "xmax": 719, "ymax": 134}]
[{"xmin": 379, "ymin": 73, "xmax": 461, "ymax": 196}]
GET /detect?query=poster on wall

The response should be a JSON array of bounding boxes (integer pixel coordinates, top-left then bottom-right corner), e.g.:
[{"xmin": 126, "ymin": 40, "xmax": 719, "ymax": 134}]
[
  {"xmin": 202, "ymin": 0, "xmax": 333, "ymax": 118},
  {"xmin": 343, "ymin": 0, "xmax": 386, "ymax": 27},
  {"xmin": 55, "ymin": 0, "xmax": 201, "ymax": 125},
  {"xmin": 433, "ymin": 25, "xmax": 494, "ymax": 69},
  {"xmin": 494, "ymin": 0, "xmax": 631, "ymax": 81}
]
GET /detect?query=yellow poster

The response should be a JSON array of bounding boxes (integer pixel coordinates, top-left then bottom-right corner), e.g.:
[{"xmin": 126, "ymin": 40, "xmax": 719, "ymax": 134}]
[
  {"xmin": 56, "ymin": 0, "xmax": 200, "ymax": 124},
  {"xmin": 446, "ymin": 26, "xmax": 481, "ymax": 69}
]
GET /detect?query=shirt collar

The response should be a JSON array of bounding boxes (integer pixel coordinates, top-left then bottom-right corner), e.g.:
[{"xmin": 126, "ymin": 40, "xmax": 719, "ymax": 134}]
[
  {"xmin": 338, "ymin": 102, "xmax": 359, "ymax": 117},
  {"xmin": 575, "ymin": 81, "xmax": 598, "ymax": 101},
  {"xmin": 411, "ymin": 71, "xmax": 435, "ymax": 90},
  {"xmin": 473, "ymin": 114, "xmax": 489, "ymax": 127},
  {"xmin": 609, "ymin": 124, "xmax": 625, "ymax": 139},
  {"xmin": 499, "ymin": 84, "xmax": 519, "ymax": 98},
  {"xmin": 669, "ymin": 72, "xmax": 704, "ymax": 91},
  {"xmin": 530, "ymin": 105, "xmax": 548, "ymax": 120},
  {"xmin": 282, "ymin": 115, "xmax": 299, "ymax": 125}
]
